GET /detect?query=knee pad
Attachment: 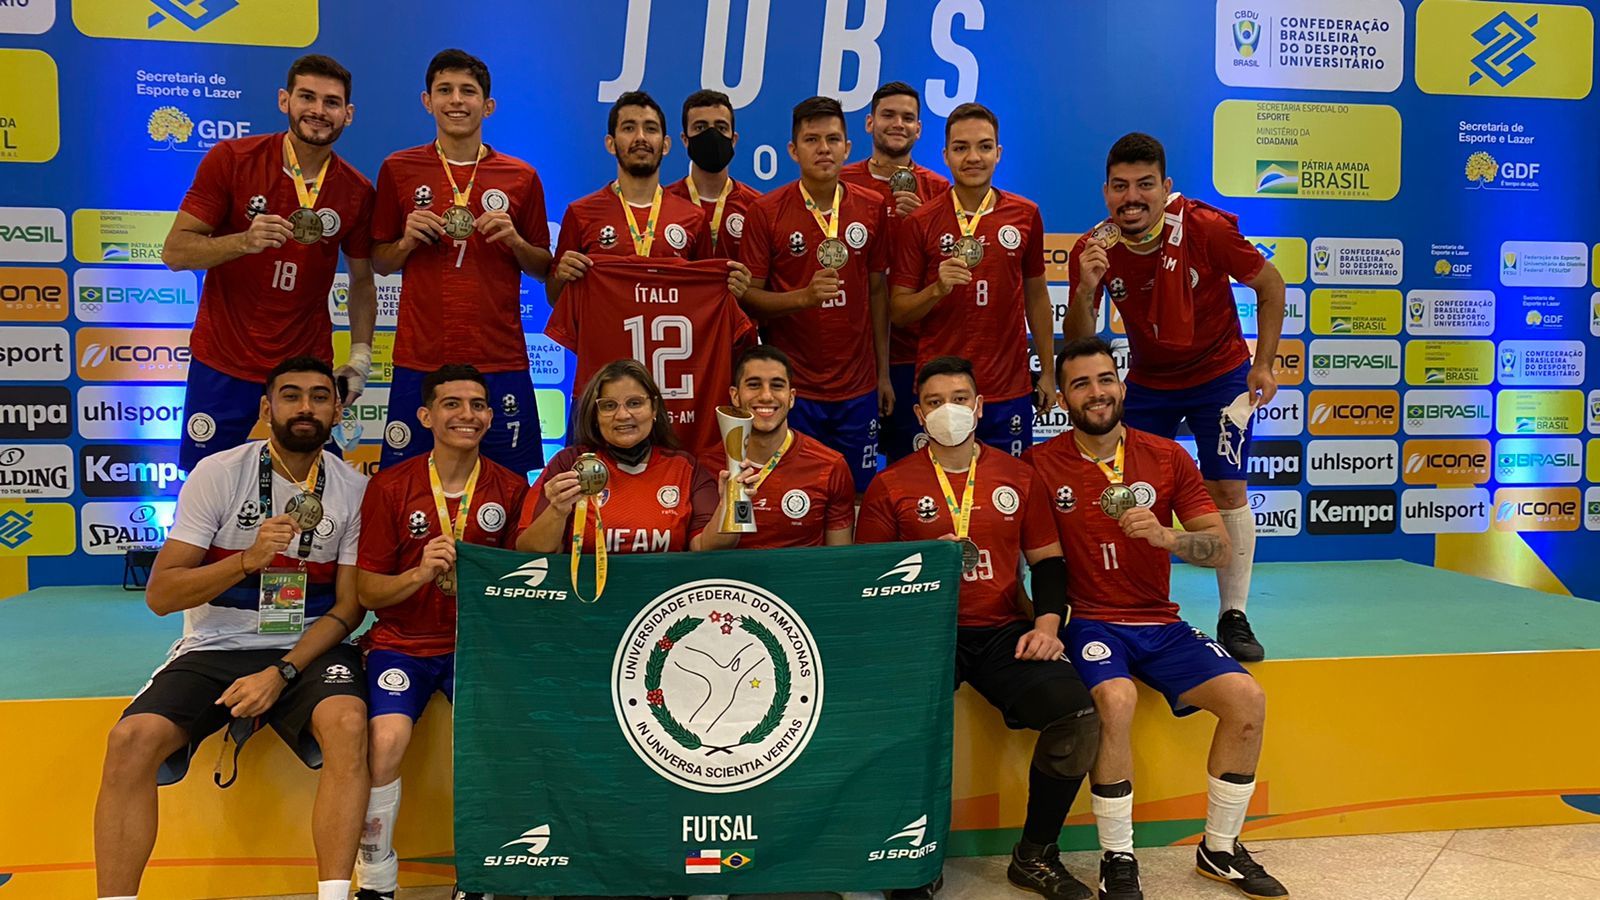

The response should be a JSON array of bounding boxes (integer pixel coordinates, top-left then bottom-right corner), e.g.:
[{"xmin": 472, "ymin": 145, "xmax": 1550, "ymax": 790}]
[{"xmin": 1032, "ymin": 710, "xmax": 1099, "ymax": 778}]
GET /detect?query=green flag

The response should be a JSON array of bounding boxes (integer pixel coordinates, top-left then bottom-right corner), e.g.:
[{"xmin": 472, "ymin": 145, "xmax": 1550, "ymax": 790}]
[{"xmin": 452, "ymin": 540, "xmax": 961, "ymax": 896}]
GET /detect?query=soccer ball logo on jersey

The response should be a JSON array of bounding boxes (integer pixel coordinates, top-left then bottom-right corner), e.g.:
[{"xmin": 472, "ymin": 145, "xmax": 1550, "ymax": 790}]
[
  {"xmin": 245, "ymin": 195, "xmax": 268, "ymax": 219},
  {"xmin": 998, "ymin": 225, "xmax": 1022, "ymax": 250},
  {"xmin": 845, "ymin": 221, "xmax": 868, "ymax": 250},
  {"xmin": 916, "ymin": 495, "xmax": 938, "ymax": 522},
  {"xmin": 413, "ymin": 185, "xmax": 434, "ymax": 209},
  {"xmin": 598, "ymin": 225, "xmax": 618, "ymax": 249},
  {"xmin": 1009, "ymin": 415, "xmax": 1023, "ymax": 436},
  {"xmin": 481, "ymin": 188, "xmax": 510, "ymax": 213},
  {"xmin": 1054, "ymin": 485, "xmax": 1077, "ymax": 513},
  {"xmin": 726, "ymin": 213, "xmax": 746, "ymax": 238},
  {"xmin": 1108, "ymin": 277, "xmax": 1127, "ymax": 301},
  {"xmin": 788, "ymin": 231, "xmax": 806, "ymax": 256},
  {"xmin": 658, "ymin": 485, "xmax": 681, "ymax": 509},
  {"xmin": 501, "ymin": 394, "xmax": 519, "ymax": 417},
  {"xmin": 408, "ymin": 510, "xmax": 429, "ymax": 538},
  {"xmin": 236, "ymin": 500, "xmax": 262, "ymax": 530},
  {"xmin": 664, "ymin": 222, "xmax": 689, "ymax": 251},
  {"xmin": 939, "ymin": 233, "xmax": 956, "ymax": 256},
  {"xmin": 992, "ymin": 486, "xmax": 1020, "ymax": 516}
]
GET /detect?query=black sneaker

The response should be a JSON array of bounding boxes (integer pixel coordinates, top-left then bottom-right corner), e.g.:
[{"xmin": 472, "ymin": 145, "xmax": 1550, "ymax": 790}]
[
  {"xmin": 1007, "ymin": 842, "xmax": 1092, "ymax": 900},
  {"xmin": 451, "ymin": 887, "xmax": 492, "ymax": 900},
  {"xmin": 888, "ymin": 874, "xmax": 943, "ymax": 899},
  {"xmin": 354, "ymin": 889, "xmax": 393, "ymax": 900},
  {"xmin": 1195, "ymin": 841, "xmax": 1288, "ymax": 898},
  {"xmin": 1217, "ymin": 610, "xmax": 1265, "ymax": 662},
  {"xmin": 1098, "ymin": 851, "xmax": 1143, "ymax": 900}
]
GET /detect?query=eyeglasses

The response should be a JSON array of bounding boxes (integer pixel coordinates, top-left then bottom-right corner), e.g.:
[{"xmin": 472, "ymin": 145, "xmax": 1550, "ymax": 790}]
[{"xmin": 597, "ymin": 396, "xmax": 651, "ymax": 416}]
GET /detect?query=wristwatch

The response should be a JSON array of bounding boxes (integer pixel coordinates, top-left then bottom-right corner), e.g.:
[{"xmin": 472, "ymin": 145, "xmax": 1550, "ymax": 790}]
[{"xmin": 273, "ymin": 660, "xmax": 299, "ymax": 683}]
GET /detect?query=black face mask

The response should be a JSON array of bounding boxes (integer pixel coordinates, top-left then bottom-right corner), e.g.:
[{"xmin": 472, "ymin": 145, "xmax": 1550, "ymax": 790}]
[
  {"xmin": 607, "ymin": 437, "xmax": 652, "ymax": 468},
  {"xmin": 685, "ymin": 128, "xmax": 735, "ymax": 174}
]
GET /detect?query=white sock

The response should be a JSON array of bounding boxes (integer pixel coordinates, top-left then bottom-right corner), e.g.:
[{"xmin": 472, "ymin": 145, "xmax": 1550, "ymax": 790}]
[
  {"xmin": 316, "ymin": 880, "xmax": 351, "ymax": 900},
  {"xmin": 1204, "ymin": 774, "xmax": 1256, "ymax": 853},
  {"xmin": 1216, "ymin": 505, "xmax": 1256, "ymax": 614},
  {"xmin": 1091, "ymin": 782, "xmax": 1135, "ymax": 853},
  {"xmin": 356, "ymin": 777, "xmax": 402, "ymax": 891}
]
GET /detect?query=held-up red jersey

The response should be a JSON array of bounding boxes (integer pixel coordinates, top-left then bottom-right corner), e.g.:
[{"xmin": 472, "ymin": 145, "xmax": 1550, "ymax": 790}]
[
  {"xmin": 523, "ymin": 445, "xmax": 718, "ymax": 553},
  {"xmin": 892, "ymin": 188, "xmax": 1046, "ymax": 401},
  {"xmin": 838, "ymin": 160, "xmax": 951, "ymax": 366},
  {"xmin": 741, "ymin": 180, "xmax": 890, "ymax": 401},
  {"xmin": 546, "ymin": 257, "xmax": 757, "ymax": 461},
  {"xmin": 1067, "ymin": 204, "xmax": 1261, "ymax": 390},
  {"xmin": 664, "ymin": 176, "xmax": 759, "ymax": 262},
  {"xmin": 182, "ymin": 132, "xmax": 375, "ymax": 382},
  {"xmin": 704, "ymin": 430, "xmax": 855, "ymax": 548},
  {"xmin": 554, "ymin": 184, "xmax": 712, "ymax": 264},
  {"xmin": 357, "ymin": 453, "xmax": 531, "ymax": 656},
  {"xmin": 1021, "ymin": 428, "xmax": 1217, "ymax": 624},
  {"xmin": 373, "ymin": 143, "xmax": 551, "ymax": 372},
  {"xmin": 856, "ymin": 445, "xmax": 1057, "ymax": 628}
]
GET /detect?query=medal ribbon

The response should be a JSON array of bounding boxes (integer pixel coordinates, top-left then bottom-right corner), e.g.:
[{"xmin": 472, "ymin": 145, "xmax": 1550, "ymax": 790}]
[
  {"xmin": 951, "ymin": 187, "xmax": 996, "ymax": 241},
  {"xmin": 259, "ymin": 442, "xmax": 324, "ymax": 560},
  {"xmin": 686, "ymin": 176, "xmax": 733, "ymax": 250},
  {"xmin": 800, "ymin": 182, "xmax": 843, "ymax": 241},
  {"xmin": 749, "ymin": 430, "xmax": 794, "ymax": 493},
  {"xmin": 570, "ymin": 490, "xmax": 608, "ymax": 604},
  {"xmin": 928, "ymin": 443, "xmax": 979, "ymax": 541},
  {"xmin": 435, "ymin": 141, "xmax": 487, "ymax": 209},
  {"xmin": 1075, "ymin": 436, "xmax": 1125, "ymax": 485},
  {"xmin": 283, "ymin": 134, "xmax": 331, "ymax": 210},
  {"xmin": 612, "ymin": 182, "xmax": 663, "ymax": 256},
  {"xmin": 427, "ymin": 453, "xmax": 481, "ymax": 542}
]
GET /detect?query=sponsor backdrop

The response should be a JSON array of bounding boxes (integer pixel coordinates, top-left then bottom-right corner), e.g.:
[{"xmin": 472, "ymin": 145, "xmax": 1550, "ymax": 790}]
[{"xmin": 0, "ymin": 0, "xmax": 1597, "ymax": 598}]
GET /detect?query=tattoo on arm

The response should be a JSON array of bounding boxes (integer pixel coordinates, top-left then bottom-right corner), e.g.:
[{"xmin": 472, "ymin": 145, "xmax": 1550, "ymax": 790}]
[{"xmin": 1172, "ymin": 531, "xmax": 1227, "ymax": 567}]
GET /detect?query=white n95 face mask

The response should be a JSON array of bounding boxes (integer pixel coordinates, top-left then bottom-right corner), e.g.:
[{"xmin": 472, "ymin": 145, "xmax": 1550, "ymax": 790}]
[{"xmin": 924, "ymin": 403, "xmax": 977, "ymax": 447}]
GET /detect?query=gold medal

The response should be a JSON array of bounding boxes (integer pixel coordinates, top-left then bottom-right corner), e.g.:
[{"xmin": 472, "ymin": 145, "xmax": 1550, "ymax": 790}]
[
  {"xmin": 284, "ymin": 491, "xmax": 323, "ymax": 531},
  {"xmin": 612, "ymin": 182, "xmax": 664, "ymax": 256},
  {"xmin": 573, "ymin": 452, "xmax": 610, "ymax": 495},
  {"xmin": 442, "ymin": 205, "xmax": 476, "ymax": 240},
  {"xmin": 951, "ymin": 187, "xmax": 995, "ymax": 271},
  {"xmin": 929, "ymin": 443, "xmax": 981, "ymax": 576},
  {"xmin": 816, "ymin": 237, "xmax": 849, "ymax": 270},
  {"xmin": 888, "ymin": 166, "xmax": 918, "ymax": 194},
  {"xmin": 288, "ymin": 207, "xmax": 323, "ymax": 245},
  {"xmin": 282, "ymin": 134, "xmax": 330, "ymax": 245},
  {"xmin": 801, "ymin": 182, "xmax": 847, "ymax": 270},
  {"xmin": 685, "ymin": 176, "xmax": 732, "ymax": 251},
  {"xmin": 428, "ymin": 453, "xmax": 480, "ymax": 598},
  {"xmin": 958, "ymin": 536, "xmax": 981, "ymax": 574},
  {"xmin": 435, "ymin": 569, "xmax": 457, "ymax": 595},
  {"xmin": 953, "ymin": 234, "xmax": 984, "ymax": 267},
  {"xmin": 1098, "ymin": 484, "xmax": 1137, "ymax": 519},
  {"xmin": 434, "ymin": 140, "xmax": 486, "ymax": 244},
  {"xmin": 1090, "ymin": 220, "xmax": 1120, "ymax": 247}
]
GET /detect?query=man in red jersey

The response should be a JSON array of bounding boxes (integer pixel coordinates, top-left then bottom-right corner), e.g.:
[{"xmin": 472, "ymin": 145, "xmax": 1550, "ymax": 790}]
[
  {"xmin": 371, "ymin": 49, "xmax": 552, "ymax": 476},
  {"xmin": 1022, "ymin": 337, "xmax": 1284, "ymax": 900},
  {"xmin": 351, "ymin": 365, "xmax": 527, "ymax": 900},
  {"xmin": 857, "ymin": 355, "xmax": 1097, "ymax": 900},
  {"xmin": 551, "ymin": 91, "xmax": 750, "ymax": 305},
  {"xmin": 838, "ymin": 81, "xmax": 952, "ymax": 463},
  {"xmin": 665, "ymin": 89, "xmax": 761, "ymax": 261},
  {"xmin": 163, "ymin": 54, "xmax": 376, "ymax": 472},
  {"xmin": 1065, "ymin": 133, "xmax": 1286, "ymax": 662},
  {"xmin": 892, "ymin": 102, "xmax": 1053, "ymax": 458},
  {"xmin": 546, "ymin": 256, "xmax": 757, "ymax": 460},
  {"xmin": 741, "ymin": 95, "xmax": 891, "ymax": 493},
  {"xmin": 720, "ymin": 345, "xmax": 854, "ymax": 547}
]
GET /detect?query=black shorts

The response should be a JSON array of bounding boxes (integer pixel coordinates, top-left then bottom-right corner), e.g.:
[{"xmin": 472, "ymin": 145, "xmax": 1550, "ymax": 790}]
[
  {"xmin": 956, "ymin": 621, "xmax": 1094, "ymax": 731},
  {"xmin": 121, "ymin": 644, "xmax": 365, "ymax": 786}
]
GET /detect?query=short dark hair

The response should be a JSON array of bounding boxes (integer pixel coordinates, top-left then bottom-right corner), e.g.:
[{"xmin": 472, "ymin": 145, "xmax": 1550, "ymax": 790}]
[
  {"xmin": 285, "ymin": 54, "xmax": 352, "ymax": 103},
  {"xmin": 681, "ymin": 89, "xmax": 735, "ymax": 134},
  {"xmin": 944, "ymin": 101, "xmax": 998, "ymax": 142},
  {"xmin": 1054, "ymin": 336, "xmax": 1119, "ymax": 382},
  {"xmin": 572, "ymin": 359, "xmax": 680, "ymax": 451},
  {"xmin": 1106, "ymin": 132, "xmax": 1166, "ymax": 179},
  {"xmin": 421, "ymin": 363, "xmax": 489, "ymax": 406},
  {"xmin": 609, "ymin": 90, "xmax": 666, "ymax": 136},
  {"xmin": 426, "ymin": 48, "xmax": 491, "ymax": 96},
  {"xmin": 915, "ymin": 355, "xmax": 978, "ymax": 394},
  {"xmin": 732, "ymin": 345, "xmax": 793, "ymax": 385},
  {"xmin": 869, "ymin": 81, "xmax": 920, "ymax": 113},
  {"xmin": 791, "ymin": 95, "xmax": 846, "ymax": 143},
  {"xmin": 264, "ymin": 356, "xmax": 334, "ymax": 394}
]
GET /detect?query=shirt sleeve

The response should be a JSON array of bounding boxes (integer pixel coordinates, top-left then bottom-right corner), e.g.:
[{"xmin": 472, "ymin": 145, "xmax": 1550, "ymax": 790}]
[
  {"xmin": 890, "ymin": 212, "xmax": 928, "ymax": 291},
  {"xmin": 501, "ymin": 478, "xmax": 533, "ymax": 546},
  {"xmin": 740, "ymin": 201, "xmax": 774, "ymax": 282},
  {"xmin": 687, "ymin": 213, "xmax": 713, "ymax": 261},
  {"xmin": 1203, "ymin": 212, "xmax": 1265, "ymax": 284},
  {"xmin": 824, "ymin": 457, "xmax": 857, "ymax": 533},
  {"xmin": 521, "ymin": 447, "xmax": 575, "ymax": 530},
  {"xmin": 518, "ymin": 168, "xmax": 552, "ymax": 252},
  {"xmin": 552, "ymin": 203, "xmax": 582, "ymax": 263},
  {"xmin": 545, "ymin": 286, "xmax": 580, "ymax": 351},
  {"xmin": 1020, "ymin": 467, "xmax": 1059, "ymax": 554},
  {"xmin": 165, "ymin": 455, "xmax": 230, "ymax": 549},
  {"xmin": 341, "ymin": 180, "xmax": 376, "ymax": 260},
  {"xmin": 337, "ymin": 477, "xmax": 364, "ymax": 567},
  {"xmin": 178, "ymin": 141, "xmax": 234, "ymax": 230},
  {"xmin": 686, "ymin": 459, "xmax": 720, "ymax": 538},
  {"xmin": 1022, "ymin": 206, "xmax": 1047, "ymax": 279},
  {"xmin": 357, "ymin": 476, "xmax": 398, "ymax": 574},
  {"xmin": 853, "ymin": 476, "xmax": 900, "ymax": 543},
  {"xmin": 1170, "ymin": 444, "xmax": 1220, "ymax": 524},
  {"xmin": 371, "ymin": 159, "xmax": 404, "ymax": 244}
]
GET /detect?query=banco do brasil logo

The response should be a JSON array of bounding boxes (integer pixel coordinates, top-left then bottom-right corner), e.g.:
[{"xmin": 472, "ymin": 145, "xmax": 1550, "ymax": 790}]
[{"xmin": 1470, "ymin": 11, "xmax": 1538, "ymax": 87}]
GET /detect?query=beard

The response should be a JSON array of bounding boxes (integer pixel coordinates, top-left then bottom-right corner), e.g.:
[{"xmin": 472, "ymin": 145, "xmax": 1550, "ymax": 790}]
[
  {"xmin": 273, "ymin": 415, "xmax": 332, "ymax": 453},
  {"xmin": 1068, "ymin": 399, "xmax": 1123, "ymax": 436},
  {"xmin": 290, "ymin": 115, "xmax": 343, "ymax": 148},
  {"xmin": 616, "ymin": 145, "xmax": 662, "ymax": 178}
]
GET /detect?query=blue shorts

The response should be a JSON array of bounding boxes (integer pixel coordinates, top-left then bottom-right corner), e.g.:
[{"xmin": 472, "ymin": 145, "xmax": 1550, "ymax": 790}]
[
  {"xmin": 365, "ymin": 649, "xmax": 455, "ymax": 721},
  {"xmin": 881, "ymin": 362, "xmax": 921, "ymax": 463},
  {"xmin": 382, "ymin": 365, "xmax": 544, "ymax": 477},
  {"xmin": 181, "ymin": 358, "xmax": 341, "ymax": 471},
  {"xmin": 790, "ymin": 389, "xmax": 881, "ymax": 493},
  {"xmin": 1123, "ymin": 361, "xmax": 1253, "ymax": 481},
  {"xmin": 978, "ymin": 394, "xmax": 1035, "ymax": 458},
  {"xmin": 1064, "ymin": 619, "xmax": 1247, "ymax": 717}
]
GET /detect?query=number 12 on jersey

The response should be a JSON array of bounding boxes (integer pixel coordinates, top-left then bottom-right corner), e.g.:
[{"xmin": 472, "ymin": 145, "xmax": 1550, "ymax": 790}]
[{"xmin": 623, "ymin": 314, "xmax": 694, "ymax": 400}]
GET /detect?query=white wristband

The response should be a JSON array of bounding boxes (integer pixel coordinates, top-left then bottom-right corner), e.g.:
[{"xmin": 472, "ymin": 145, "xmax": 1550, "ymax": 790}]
[{"xmin": 346, "ymin": 342, "xmax": 373, "ymax": 377}]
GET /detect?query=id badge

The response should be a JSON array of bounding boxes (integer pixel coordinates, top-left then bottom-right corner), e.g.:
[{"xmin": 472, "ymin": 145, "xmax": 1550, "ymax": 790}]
[{"xmin": 258, "ymin": 568, "xmax": 308, "ymax": 635}]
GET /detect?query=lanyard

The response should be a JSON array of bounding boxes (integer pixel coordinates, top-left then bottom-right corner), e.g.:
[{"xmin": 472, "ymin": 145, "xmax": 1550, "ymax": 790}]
[
  {"xmin": 927, "ymin": 444, "xmax": 979, "ymax": 540},
  {"xmin": 571, "ymin": 487, "xmax": 608, "ymax": 604},
  {"xmin": 686, "ymin": 176, "xmax": 733, "ymax": 250},
  {"xmin": 1076, "ymin": 436, "xmax": 1125, "ymax": 484},
  {"xmin": 799, "ymin": 182, "xmax": 843, "ymax": 240},
  {"xmin": 951, "ymin": 187, "xmax": 995, "ymax": 239},
  {"xmin": 283, "ymin": 134, "xmax": 330, "ymax": 209},
  {"xmin": 749, "ymin": 430, "xmax": 794, "ymax": 493},
  {"xmin": 258, "ymin": 443, "xmax": 323, "ymax": 560},
  {"xmin": 428, "ymin": 453, "xmax": 481, "ymax": 541},
  {"xmin": 612, "ymin": 182, "xmax": 663, "ymax": 256},
  {"xmin": 435, "ymin": 141, "xmax": 486, "ymax": 208}
]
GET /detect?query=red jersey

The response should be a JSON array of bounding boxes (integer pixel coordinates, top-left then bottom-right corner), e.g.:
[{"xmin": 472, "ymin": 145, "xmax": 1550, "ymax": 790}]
[
  {"xmin": 1022, "ymin": 428, "xmax": 1217, "ymax": 624},
  {"xmin": 705, "ymin": 430, "xmax": 855, "ymax": 548},
  {"xmin": 856, "ymin": 444, "xmax": 1057, "ymax": 627},
  {"xmin": 892, "ymin": 188, "xmax": 1046, "ymax": 401},
  {"xmin": 554, "ymin": 183, "xmax": 712, "ymax": 264},
  {"xmin": 524, "ymin": 445, "xmax": 718, "ymax": 553},
  {"xmin": 839, "ymin": 160, "xmax": 951, "ymax": 366},
  {"xmin": 664, "ymin": 176, "xmax": 759, "ymax": 262},
  {"xmin": 357, "ymin": 453, "xmax": 531, "ymax": 656},
  {"xmin": 181, "ymin": 133, "xmax": 375, "ymax": 382},
  {"xmin": 742, "ymin": 180, "xmax": 890, "ymax": 401},
  {"xmin": 1068, "ymin": 203, "xmax": 1260, "ymax": 390},
  {"xmin": 546, "ymin": 257, "xmax": 757, "ymax": 460},
  {"xmin": 373, "ymin": 143, "xmax": 550, "ymax": 372}
]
